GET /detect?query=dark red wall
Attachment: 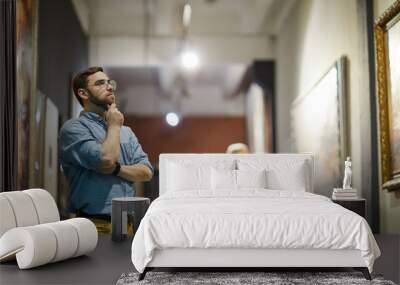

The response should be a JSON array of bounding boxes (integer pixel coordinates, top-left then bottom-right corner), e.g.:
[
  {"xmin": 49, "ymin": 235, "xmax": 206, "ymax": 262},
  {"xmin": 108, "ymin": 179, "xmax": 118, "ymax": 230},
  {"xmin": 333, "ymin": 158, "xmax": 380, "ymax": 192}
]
[{"xmin": 125, "ymin": 116, "xmax": 246, "ymax": 163}]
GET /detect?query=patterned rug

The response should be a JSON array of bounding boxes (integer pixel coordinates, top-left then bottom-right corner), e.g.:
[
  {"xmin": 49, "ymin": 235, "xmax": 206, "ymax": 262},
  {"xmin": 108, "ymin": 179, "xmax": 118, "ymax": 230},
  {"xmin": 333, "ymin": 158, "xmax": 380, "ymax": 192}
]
[{"xmin": 116, "ymin": 271, "xmax": 396, "ymax": 285}]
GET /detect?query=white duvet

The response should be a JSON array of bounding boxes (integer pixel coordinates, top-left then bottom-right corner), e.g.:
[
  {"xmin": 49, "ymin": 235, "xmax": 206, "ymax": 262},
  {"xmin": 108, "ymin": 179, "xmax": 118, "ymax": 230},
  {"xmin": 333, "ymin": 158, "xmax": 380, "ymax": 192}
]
[{"xmin": 131, "ymin": 190, "xmax": 380, "ymax": 273}]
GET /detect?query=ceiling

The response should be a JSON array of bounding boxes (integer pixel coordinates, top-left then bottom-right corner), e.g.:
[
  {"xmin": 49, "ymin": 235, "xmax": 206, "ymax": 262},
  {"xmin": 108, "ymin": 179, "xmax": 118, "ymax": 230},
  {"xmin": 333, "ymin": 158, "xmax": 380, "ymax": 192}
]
[
  {"xmin": 71, "ymin": 0, "xmax": 296, "ymax": 116},
  {"xmin": 75, "ymin": 0, "xmax": 295, "ymax": 38}
]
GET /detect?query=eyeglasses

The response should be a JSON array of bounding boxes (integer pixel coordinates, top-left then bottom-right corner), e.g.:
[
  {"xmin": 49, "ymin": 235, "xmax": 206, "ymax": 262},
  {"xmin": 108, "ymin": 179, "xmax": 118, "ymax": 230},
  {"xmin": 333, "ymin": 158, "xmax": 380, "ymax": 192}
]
[{"xmin": 88, "ymin": 79, "xmax": 117, "ymax": 90}]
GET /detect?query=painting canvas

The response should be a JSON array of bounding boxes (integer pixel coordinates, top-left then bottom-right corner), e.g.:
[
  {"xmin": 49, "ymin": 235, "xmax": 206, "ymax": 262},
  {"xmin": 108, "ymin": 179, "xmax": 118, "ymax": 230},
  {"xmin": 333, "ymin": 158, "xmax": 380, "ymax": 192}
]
[
  {"xmin": 387, "ymin": 17, "xmax": 400, "ymax": 178},
  {"xmin": 44, "ymin": 98, "xmax": 59, "ymax": 201},
  {"xmin": 375, "ymin": 0, "xmax": 400, "ymax": 191},
  {"xmin": 30, "ymin": 90, "xmax": 46, "ymax": 188},
  {"xmin": 291, "ymin": 57, "xmax": 347, "ymax": 197},
  {"xmin": 16, "ymin": 0, "xmax": 37, "ymax": 189}
]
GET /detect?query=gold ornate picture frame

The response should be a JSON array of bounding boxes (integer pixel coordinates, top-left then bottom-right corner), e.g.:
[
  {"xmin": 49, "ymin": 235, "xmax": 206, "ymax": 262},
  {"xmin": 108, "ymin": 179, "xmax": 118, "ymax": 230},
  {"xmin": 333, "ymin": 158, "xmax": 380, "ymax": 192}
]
[{"xmin": 375, "ymin": 0, "xmax": 400, "ymax": 191}]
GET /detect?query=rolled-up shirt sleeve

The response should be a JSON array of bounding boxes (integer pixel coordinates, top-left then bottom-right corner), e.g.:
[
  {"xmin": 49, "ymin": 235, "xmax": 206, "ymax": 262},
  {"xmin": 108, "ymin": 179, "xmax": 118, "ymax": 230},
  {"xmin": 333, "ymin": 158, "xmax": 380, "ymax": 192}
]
[
  {"xmin": 129, "ymin": 129, "xmax": 153, "ymax": 173},
  {"xmin": 59, "ymin": 122, "xmax": 102, "ymax": 171}
]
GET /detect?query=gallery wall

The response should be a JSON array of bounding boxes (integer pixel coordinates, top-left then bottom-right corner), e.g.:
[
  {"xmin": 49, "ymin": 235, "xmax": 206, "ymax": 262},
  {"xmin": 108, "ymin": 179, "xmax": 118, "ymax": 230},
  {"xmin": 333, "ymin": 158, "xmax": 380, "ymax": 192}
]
[
  {"xmin": 125, "ymin": 116, "xmax": 246, "ymax": 163},
  {"xmin": 12, "ymin": 0, "xmax": 88, "ymax": 211},
  {"xmin": 374, "ymin": 0, "xmax": 400, "ymax": 233},
  {"xmin": 275, "ymin": 0, "xmax": 379, "ymax": 231},
  {"xmin": 37, "ymin": 0, "xmax": 88, "ymax": 120},
  {"xmin": 36, "ymin": 0, "xmax": 88, "ymax": 215}
]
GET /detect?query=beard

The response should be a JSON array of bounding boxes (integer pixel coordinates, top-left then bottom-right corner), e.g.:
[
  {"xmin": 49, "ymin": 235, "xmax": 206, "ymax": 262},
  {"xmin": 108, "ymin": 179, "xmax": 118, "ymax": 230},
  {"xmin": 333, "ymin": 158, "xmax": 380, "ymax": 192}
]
[{"xmin": 87, "ymin": 90, "xmax": 113, "ymax": 110}]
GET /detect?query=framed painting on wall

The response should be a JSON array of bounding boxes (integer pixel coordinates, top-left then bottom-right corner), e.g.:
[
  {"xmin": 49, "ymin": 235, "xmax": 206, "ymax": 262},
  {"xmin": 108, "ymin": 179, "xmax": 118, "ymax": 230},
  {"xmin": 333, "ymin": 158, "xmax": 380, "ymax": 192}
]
[
  {"xmin": 16, "ymin": 0, "xmax": 38, "ymax": 189},
  {"xmin": 44, "ymin": 97, "xmax": 59, "ymax": 202},
  {"xmin": 291, "ymin": 57, "xmax": 347, "ymax": 196},
  {"xmin": 375, "ymin": 0, "xmax": 400, "ymax": 191},
  {"xmin": 30, "ymin": 90, "xmax": 46, "ymax": 188}
]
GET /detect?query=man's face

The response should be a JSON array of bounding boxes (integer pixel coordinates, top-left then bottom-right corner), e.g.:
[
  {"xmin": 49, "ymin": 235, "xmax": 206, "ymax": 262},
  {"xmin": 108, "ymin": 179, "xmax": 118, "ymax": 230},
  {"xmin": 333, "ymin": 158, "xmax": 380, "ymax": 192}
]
[{"xmin": 85, "ymin": 71, "xmax": 116, "ymax": 107}]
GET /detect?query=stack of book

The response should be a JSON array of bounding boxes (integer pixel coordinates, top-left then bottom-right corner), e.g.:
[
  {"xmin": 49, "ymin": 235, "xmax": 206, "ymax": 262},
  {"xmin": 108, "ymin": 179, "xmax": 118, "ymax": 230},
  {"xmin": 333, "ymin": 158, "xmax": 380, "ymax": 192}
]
[{"xmin": 332, "ymin": 188, "xmax": 358, "ymax": 200}]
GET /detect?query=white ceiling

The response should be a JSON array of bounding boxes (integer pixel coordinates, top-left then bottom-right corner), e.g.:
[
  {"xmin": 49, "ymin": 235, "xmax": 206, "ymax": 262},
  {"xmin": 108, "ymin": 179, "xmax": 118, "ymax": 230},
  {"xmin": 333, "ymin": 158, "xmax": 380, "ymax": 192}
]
[
  {"xmin": 74, "ymin": 0, "xmax": 295, "ymax": 38},
  {"xmin": 71, "ymin": 0, "xmax": 295, "ymax": 116}
]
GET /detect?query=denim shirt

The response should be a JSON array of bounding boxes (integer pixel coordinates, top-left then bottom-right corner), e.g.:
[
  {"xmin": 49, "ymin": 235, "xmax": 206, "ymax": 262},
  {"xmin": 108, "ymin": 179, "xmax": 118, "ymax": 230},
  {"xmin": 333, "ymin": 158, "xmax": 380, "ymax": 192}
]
[{"xmin": 59, "ymin": 111, "xmax": 153, "ymax": 215}]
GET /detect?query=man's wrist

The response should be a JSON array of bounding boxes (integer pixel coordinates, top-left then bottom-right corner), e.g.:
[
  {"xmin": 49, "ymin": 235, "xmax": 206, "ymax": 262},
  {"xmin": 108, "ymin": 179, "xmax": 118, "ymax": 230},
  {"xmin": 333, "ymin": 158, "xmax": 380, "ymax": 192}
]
[
  {"xmin": 107, "ymin": 124, "xmax": 121, "ymax": 131},
  {"xmin": 112, "ymin": 162, "xmax": 121, "ymax": 176}
]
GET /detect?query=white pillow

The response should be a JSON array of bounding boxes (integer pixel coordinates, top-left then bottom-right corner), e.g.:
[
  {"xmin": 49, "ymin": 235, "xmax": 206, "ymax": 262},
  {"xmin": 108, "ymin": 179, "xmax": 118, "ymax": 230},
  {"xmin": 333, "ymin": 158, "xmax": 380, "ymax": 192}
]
[
  {"xmin": 266, "ymin": 168, "xmax": 306, "ymax": 191},
  {"xmin": 211, "ymin": 169, "xmax": 268, "ymax": 190},
  {"xmin": 167, "ymin": 163, "xmax": 211, "ymax": 191},
  {"xmin": 236, "ymin": 169, "xmax": 267, "ymax": 189},
  {"xmin": 211, "ymin": 168, "xmax": 236, "ymax": 190},
  {"xmin": 238, "ymin": 159, "xmax": 309, "ymax": 191}
]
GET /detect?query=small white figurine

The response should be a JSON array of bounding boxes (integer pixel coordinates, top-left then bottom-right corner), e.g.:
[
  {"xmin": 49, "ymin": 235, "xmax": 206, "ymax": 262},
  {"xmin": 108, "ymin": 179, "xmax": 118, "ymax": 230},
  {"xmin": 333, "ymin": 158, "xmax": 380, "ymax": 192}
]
[{"xmin": 342, "ymin": 156, "xmax": 352, "ymax": 189}]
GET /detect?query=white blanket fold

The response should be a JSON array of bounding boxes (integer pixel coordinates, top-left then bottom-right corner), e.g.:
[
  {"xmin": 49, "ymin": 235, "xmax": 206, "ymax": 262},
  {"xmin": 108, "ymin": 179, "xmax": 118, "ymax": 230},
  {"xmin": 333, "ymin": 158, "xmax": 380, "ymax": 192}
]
[{"xmin": 131, "ymin": 190, "xmax": 380, "ymax": 273}]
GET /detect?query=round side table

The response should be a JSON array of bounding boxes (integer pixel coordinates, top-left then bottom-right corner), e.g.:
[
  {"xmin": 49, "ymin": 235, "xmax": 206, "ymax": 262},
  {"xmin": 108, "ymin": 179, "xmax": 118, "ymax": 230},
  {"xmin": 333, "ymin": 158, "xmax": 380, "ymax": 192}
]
[{"xmin": 111, "ymin": 197, "xmax": 150, "ymax": 242}]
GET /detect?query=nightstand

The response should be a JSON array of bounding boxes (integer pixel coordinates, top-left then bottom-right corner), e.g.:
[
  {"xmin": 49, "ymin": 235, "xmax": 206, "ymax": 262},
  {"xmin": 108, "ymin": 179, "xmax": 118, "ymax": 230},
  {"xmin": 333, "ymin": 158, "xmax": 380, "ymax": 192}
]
[{"xmin": 332, "ymin": 198, "xmax": 366, "ymax": 218}]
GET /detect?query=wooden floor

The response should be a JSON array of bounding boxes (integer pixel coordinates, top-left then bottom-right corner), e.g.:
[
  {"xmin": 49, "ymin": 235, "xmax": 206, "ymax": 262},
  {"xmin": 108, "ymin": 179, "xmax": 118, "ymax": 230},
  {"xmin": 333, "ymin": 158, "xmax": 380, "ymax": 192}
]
[{"xmin": 0, "ymin": 234, "xmax": 398, "ymax": 285}]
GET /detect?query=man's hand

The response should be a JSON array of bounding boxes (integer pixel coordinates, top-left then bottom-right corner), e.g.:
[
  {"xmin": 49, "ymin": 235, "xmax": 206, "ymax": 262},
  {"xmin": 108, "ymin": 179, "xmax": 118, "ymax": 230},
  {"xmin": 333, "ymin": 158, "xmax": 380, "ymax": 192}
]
[
  {"xmin": 105, "ymin": 103, "xmax": 124, "ymax": 127},
  {"xmin": 99, "ymin": 103, "xmax": 123, "ymax": 169}
]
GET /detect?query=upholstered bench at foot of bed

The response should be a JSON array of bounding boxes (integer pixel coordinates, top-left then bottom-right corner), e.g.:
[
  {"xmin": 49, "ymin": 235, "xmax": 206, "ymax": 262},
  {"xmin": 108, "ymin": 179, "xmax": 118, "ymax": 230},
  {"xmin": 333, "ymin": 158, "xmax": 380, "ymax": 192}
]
[{"xmin": 0, "ymin": 218, "xmax": 98, "ymax": 269}]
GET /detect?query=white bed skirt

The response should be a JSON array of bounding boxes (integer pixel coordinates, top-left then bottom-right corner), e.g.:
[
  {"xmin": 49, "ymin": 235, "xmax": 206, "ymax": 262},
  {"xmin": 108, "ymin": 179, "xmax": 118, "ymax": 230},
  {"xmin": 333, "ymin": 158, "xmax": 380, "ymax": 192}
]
[{"xmin": 147, "ymin": 248, "xmax": 366, "ymax": 268}]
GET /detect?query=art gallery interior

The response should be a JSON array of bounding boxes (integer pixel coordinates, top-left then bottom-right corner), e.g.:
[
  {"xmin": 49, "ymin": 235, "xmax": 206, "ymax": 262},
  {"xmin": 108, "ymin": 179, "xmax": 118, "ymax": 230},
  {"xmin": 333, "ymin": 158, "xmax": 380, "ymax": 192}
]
[{"xmin": 0, "ymin": 0, "xmax": 399, "ymax": 284}]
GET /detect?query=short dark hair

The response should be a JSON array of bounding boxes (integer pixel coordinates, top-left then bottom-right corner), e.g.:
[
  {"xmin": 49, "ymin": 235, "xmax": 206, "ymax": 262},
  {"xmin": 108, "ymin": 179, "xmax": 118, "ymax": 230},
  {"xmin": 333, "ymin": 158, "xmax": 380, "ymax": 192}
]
[{"xmin": 72, "ymin": 66, "xmax": 103, "ymax": 106}]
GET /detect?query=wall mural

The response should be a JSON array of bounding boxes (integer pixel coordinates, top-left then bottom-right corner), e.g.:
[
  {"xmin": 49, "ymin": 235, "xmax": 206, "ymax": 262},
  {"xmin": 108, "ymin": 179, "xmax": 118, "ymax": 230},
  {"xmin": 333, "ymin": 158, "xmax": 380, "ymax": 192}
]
[
  {"xmin": 16, "ymin": 0, "xmax": 38, "ymax": 189},
  {"xmin": 375, "ymin": 0, "xmax": 400, "ymax": 192},
  {"xmin": 291, "ymin": 57, "xmax": 347, "ymax": 197}
]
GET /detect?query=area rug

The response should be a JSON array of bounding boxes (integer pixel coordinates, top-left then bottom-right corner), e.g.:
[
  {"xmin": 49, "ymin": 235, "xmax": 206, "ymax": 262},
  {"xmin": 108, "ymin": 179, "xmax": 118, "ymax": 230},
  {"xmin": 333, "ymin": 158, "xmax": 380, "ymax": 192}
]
[{"xmin": 116, "ymin": 271, "xmax": 396, "ymax": 285}]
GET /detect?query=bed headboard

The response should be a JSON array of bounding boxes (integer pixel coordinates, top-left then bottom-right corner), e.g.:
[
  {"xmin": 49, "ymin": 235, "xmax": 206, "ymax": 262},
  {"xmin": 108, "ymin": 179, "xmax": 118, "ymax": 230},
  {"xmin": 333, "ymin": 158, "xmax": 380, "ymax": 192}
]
[{"xmin": 159, "ymin": 153, "xmax": 315, "ymax": 195}]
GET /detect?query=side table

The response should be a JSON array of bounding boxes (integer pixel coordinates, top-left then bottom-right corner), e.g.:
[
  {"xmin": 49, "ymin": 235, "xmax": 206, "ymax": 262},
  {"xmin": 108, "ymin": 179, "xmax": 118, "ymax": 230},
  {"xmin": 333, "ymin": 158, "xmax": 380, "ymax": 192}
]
[
  {"xmin": 111, "ymin": 197, "xmax": 150, "ymax": 241},
  {"xmin": 332, "ymin": 198, "xmax": 366, "ymax": 218}
]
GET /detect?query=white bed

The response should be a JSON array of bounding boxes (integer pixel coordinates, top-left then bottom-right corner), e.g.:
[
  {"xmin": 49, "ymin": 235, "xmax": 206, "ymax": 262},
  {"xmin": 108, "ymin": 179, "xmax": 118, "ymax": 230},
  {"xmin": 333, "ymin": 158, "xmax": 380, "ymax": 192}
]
[{"xmin": 131, "ymin": 154, "xmax": 380, "ymax": 280}]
